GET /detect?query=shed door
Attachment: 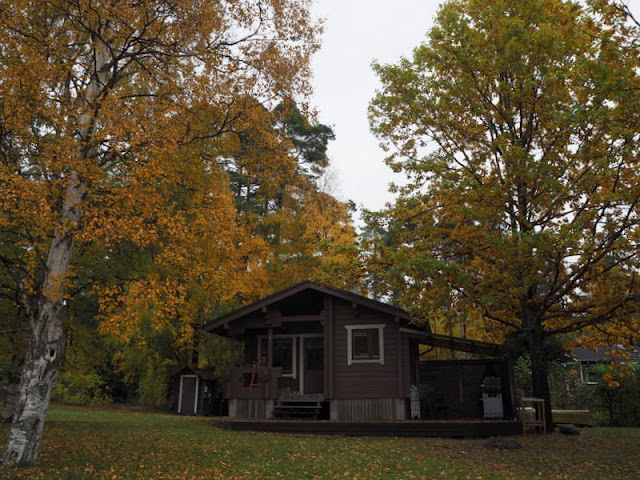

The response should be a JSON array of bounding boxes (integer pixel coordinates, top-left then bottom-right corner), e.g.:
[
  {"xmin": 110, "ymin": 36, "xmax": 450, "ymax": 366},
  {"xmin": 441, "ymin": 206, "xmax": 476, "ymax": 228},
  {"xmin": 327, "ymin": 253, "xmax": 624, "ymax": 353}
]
[
  {"xmin": 303, "ymin": 337, "xmax": 324, "ymax": 394},
  {"xmin": 179, "ymin": 375, "xmax": 198, "ymax": 414}
]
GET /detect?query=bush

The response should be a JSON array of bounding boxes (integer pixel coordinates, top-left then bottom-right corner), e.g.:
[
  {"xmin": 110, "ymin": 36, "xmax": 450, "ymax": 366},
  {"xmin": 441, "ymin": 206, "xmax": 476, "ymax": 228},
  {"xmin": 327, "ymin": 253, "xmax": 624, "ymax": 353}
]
[
  {"xmin": 136, "ymin": 354, "xmax": 172, "ymax": 408},
  {"xmin": 52, "ymin": 371, "xmax": 111, "ymax": 405},
  {"xmin": 594, "ymin": 364, "xmax": 640, "ymax": 427}
]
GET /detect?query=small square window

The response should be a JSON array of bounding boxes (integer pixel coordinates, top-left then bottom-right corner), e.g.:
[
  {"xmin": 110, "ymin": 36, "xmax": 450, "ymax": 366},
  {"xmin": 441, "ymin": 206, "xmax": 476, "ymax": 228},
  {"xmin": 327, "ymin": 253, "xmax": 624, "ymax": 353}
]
[
  {"xmin": 346, "ymin": 325, "xmax": 384, "ymax": 365},
  {"xmin": 352, "ymin": 329, "xmax": 380, "ymax": 360}
]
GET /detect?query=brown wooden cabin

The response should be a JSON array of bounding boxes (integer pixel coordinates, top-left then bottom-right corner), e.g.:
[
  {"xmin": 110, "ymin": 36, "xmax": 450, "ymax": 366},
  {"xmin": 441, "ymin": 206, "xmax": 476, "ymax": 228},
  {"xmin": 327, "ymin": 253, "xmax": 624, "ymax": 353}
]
[{"xmin": 203, "ymin": 281, "xmax": 518, "ymax": 423}]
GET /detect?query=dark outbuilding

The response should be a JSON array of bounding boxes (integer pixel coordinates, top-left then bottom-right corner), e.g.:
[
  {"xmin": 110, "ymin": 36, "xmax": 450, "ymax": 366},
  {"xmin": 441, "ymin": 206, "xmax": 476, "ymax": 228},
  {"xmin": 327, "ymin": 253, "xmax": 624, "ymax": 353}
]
[{"xmin": 172, "ymin": 367, "xmax": 222, "ymax": 416}]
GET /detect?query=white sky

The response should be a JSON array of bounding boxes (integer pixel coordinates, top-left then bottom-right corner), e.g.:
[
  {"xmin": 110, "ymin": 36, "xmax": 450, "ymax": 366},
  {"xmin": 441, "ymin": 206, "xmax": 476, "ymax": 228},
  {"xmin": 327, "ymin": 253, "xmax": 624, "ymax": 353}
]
[
  {"xmin": 310, "ymin": 0, "xmax": 640, "ymax": 224},
  {"xmin": 310, "ymin": 1, "xmax": 441, "ymax": 220}
]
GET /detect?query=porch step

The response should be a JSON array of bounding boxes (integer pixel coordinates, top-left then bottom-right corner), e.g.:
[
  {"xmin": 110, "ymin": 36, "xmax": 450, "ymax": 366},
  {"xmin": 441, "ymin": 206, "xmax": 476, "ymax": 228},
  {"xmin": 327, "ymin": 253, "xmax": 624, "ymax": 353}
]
[{"xmin": 273, "ymin": 398, "xmax": 324, "ymax": 419}]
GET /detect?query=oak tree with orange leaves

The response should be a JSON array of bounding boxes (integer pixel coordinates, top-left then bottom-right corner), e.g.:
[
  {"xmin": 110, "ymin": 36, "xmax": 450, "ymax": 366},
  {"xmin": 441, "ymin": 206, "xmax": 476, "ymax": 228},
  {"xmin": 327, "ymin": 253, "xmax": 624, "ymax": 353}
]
[
  {"xmin": 367, "ymin": 0, "xmax": 640, "ymax": 432},
  {"xmin": 0, "ymin": 0, "xmax": 320, "ymax": 466}
]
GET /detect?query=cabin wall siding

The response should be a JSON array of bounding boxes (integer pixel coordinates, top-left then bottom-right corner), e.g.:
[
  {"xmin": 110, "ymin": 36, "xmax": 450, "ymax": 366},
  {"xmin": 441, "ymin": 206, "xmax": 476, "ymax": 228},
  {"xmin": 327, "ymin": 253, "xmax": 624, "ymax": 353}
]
[
  {"xmin": 398, "ymin": 332, "xmax": 409, "ymax": 397},
  {"xmin": 332, "ymin": 299, "xmax": 411, "ymax": 400}
]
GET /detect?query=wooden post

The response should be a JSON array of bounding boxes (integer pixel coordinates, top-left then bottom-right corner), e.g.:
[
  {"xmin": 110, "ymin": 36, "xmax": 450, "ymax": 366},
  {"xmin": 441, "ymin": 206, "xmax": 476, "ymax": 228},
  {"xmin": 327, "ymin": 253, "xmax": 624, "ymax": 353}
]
[
  {"xmin": 267, "ymin": 328, "xmax": 273, "ymax": 370},
  {"xmin": 457, "ymin": 362, "xmax": 464, "ymax": 415},
  {"xmin": 397, "ymin": 329, "xmax": 403, "ymax": 397},
  {"xmin": 506, "ymin": 355, "xmax": 518, "ymax": 419},
  {"xmin": 325, "ymin": 295, "xmax": 334, "ymax": 399}
]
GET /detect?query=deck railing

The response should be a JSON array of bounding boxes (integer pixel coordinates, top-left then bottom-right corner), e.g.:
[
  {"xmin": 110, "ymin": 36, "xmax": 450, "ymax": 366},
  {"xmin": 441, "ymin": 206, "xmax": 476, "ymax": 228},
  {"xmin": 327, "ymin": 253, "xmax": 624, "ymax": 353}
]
[{"xmin": 223, "ymin": 365, "xmax": 283, "ymax": 400}]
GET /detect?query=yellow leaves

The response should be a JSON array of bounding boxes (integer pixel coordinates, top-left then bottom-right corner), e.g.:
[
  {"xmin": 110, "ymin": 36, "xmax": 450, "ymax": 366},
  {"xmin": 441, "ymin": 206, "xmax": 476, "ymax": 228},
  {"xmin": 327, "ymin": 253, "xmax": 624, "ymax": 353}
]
[
  {"xmin": 367, "ymin": 0, "xmax": 640, "ymax": 361},
  {"xmin": 86, "ymin": 126, "xmax": 280, "ymax": 347},
  {"xmin": 258, "ymin": 180, "xmax": 359, "ymax": 290},
  {"xmin": 42, "ymin": 271, "xmax": 75, "ymax": 302},
  {"xmin": 600, "ymin": 359, "xmax": 634, "ymax": 388},
  {"xmin": 602, "ymin": 372, "xmax": 621, "ymax": 388},
  {"xmin": 99, "ymin": 275, "xmax": 186, "ymax": 345},
  {"xmin": 0, "ymin": 171, "xmax": 53, "ymax": 231},
  {"xmin": 0, "ymin": 0, "xmax": 334, "ymax": 388}
]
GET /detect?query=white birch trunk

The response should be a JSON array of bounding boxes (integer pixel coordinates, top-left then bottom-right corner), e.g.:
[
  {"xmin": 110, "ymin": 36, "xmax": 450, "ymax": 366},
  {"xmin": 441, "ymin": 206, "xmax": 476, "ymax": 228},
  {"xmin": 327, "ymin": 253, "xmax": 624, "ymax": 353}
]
[
  {"xmin": 1, "ymin": 177, "xmax": 87, "ymax": 466},
  {"xmin": 2, "ymin": 33, "xmax": 110, "ymax": 466}
]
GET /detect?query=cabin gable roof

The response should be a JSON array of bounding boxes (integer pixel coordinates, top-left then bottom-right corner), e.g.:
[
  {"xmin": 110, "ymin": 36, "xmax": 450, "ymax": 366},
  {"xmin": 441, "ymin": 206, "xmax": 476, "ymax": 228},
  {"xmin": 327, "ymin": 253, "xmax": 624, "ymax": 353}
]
[{"xmin": 203, "ymin": 281, "xmax": 423, "ymax": 334}]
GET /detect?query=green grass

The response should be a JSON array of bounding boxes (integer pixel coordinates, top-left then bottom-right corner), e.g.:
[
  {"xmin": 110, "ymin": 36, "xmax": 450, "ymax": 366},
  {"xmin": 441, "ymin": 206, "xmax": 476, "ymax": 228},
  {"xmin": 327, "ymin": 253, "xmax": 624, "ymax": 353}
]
[{"xmin": 1, "ymin": 405, "xmax": 639, "ymax": 479}]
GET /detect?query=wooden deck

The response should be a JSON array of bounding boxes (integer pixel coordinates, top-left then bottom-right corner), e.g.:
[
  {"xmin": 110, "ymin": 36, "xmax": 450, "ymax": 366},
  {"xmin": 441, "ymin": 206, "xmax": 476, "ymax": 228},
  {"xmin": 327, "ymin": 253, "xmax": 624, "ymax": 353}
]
[{"xmin": 210, "ymin": 418, "xmax": 523, "ymax": 438}]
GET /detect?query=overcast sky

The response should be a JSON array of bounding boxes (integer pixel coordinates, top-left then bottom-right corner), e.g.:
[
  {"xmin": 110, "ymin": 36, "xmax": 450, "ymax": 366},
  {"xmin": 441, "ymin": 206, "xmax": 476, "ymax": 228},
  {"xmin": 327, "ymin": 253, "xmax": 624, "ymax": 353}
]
[{"xmin": 310, "ymin": 0, "xmax": 640, "ymax": 224}]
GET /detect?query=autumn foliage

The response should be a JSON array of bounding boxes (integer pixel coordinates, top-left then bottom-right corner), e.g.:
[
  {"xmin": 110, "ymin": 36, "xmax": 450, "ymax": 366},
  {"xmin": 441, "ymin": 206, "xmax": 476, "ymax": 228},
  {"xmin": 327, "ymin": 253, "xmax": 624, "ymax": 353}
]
[
  {"xmin": 367, "ymin": 0, "xmax": 640, "ymax": 431},
  {"xmin": 0, "ymin": 0, "xmax": 360, "ymax": 466}
]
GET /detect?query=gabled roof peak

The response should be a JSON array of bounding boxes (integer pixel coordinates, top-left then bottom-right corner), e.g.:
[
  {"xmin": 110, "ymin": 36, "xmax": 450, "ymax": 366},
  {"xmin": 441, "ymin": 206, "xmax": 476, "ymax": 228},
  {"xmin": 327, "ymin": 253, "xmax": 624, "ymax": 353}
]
[{"xmin": 202, "ymin": 280, "xmax": 419, "ymax": 333}]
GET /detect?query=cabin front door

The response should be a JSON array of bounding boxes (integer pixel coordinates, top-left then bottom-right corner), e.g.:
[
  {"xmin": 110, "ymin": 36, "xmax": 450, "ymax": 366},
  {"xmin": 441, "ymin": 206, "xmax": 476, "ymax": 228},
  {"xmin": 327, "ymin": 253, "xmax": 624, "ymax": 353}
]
[{"xmin": 302, "ymin": 336, "xmax": 324, "ymax": 394}]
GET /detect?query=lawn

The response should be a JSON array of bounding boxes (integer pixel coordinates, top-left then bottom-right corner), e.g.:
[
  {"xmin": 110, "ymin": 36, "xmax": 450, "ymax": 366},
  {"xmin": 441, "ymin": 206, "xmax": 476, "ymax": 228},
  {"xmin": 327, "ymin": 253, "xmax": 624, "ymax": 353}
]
[{"xmin": 1, "ymin": 405, "xmax": 639, "ymax": 480}]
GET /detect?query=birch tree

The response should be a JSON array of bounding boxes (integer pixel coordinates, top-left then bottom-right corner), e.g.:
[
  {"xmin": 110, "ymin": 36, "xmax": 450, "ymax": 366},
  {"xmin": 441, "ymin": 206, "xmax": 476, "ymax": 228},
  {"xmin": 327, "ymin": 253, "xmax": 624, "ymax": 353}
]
[{"xmin": 0, "ymin": 0, "xmax": 320, "ymax": 466}]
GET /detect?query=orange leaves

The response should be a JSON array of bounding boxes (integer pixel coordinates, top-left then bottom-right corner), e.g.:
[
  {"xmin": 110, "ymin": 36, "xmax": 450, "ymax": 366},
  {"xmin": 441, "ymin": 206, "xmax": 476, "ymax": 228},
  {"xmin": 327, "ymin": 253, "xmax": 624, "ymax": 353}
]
[
  {"xmin": 0, "ymin": 0, "xmax": 329, "ymax": 465},
  {"xmin": 0, "ymin": 0, "xmax": 327, "ymax": 397},
  {"xmin": 100, "ymin": 275, "xmax": 187, "ymax": 343},
  {"xmin": 93, "ymin": 161, "xmax": 270, "ymax": 348},
  {"xmin": 257, "ymin": 181, "xmax": 359, "ymax": 290}
]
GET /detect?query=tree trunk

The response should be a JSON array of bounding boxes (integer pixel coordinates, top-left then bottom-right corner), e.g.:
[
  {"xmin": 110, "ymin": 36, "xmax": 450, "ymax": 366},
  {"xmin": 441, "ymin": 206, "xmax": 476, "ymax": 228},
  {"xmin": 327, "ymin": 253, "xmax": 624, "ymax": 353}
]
[
  {"xmin": 2, "ymin": 176, "xmax": 86, "ymax": 466},
  {"xmin": 1, "ymin": 307, "xmax": 65, "ymax": 466},
  {"xmin": 526, "ymin": 323, "xmax": 554, "ymax": 433},
  {"xmin": 2, "ymin": 28, "xmax": 106, "ymax": 466}
]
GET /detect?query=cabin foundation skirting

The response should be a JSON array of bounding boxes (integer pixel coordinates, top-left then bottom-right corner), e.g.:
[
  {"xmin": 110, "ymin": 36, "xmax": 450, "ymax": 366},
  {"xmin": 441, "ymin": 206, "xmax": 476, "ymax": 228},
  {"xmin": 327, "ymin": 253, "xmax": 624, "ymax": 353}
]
[
  {"xmin": 331, "ymin": 399, "xmax": 406, "ymax": 420},
  {"xmin": 229, "ymin": 399, "xmax": 275, "ymax": 419}
]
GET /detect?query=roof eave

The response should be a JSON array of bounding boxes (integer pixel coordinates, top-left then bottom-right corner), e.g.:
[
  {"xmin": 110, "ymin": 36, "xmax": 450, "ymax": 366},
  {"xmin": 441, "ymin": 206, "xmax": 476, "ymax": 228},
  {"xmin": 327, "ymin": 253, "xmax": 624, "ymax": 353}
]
[{"xmin": 202, "ymin": 281, "xmax": 419, "ymax": 333}]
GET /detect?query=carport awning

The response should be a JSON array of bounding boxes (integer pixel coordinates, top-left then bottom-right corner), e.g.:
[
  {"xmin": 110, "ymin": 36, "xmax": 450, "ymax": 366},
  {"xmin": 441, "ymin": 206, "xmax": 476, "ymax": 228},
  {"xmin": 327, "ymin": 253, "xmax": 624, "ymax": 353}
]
[{"xmin": 399, "ymin": 328, "xmax": 508, "ymax": 358}]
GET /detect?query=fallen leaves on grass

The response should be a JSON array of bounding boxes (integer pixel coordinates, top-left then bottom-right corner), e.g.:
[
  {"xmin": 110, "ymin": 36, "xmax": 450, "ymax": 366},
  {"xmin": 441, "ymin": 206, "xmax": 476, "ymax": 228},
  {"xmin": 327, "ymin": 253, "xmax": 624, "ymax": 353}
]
[{"xmin": 1, "ymin": 406, "xmax": 640, "ymax": 479}]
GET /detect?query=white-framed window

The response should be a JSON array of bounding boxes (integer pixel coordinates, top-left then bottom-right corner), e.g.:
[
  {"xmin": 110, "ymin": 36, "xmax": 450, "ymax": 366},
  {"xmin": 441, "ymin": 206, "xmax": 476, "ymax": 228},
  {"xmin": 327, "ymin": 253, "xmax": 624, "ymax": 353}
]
[
  {"xmin": 345, "ymin": 324, "xmax": 385, "ymax": 366},
  {"xmin": 258, "ymin": 335, "xmax": 297, "ymax": 378}
]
